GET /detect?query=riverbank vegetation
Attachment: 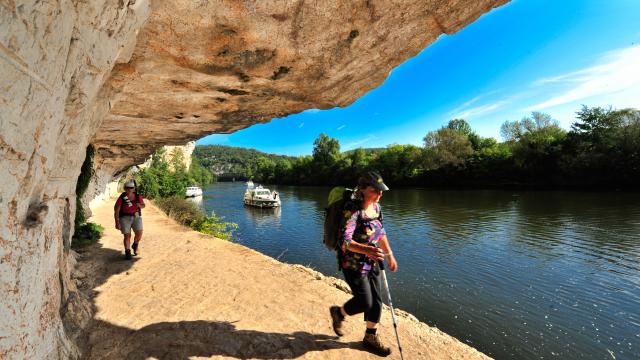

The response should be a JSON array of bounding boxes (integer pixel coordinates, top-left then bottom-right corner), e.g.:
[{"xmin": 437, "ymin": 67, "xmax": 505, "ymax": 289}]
[
  {"xmin": 155, "ymin": 196, "xmax": 237, "ymax": 240},
  {"xmin": 195, "ymin": 105, "xmax": 639, "ymax": 190},
  {"xmin": 133, "ymin": 148, "xmax": 236, "ymax": 239}
]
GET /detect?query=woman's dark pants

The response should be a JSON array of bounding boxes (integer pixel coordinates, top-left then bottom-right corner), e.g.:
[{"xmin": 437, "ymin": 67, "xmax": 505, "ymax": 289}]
[{"xmin": 342, "ymin": 265, "xmax": 383, "ymax": 323}]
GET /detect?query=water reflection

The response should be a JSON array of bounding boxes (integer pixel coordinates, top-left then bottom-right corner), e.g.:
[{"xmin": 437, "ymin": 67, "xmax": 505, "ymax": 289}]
[
  {"xmin": 186, "ymin": 195, "xmax": 203, "ymax": 207},
  {"xmin": 243, "ymin": 205, "xmax": 281, "ymax": 227}
]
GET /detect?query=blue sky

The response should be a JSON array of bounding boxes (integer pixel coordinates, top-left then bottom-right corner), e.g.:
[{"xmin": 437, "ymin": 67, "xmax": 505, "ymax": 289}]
[{"xmin": 198, "ymin": 0, "xmax": 640, "ymax": 156}]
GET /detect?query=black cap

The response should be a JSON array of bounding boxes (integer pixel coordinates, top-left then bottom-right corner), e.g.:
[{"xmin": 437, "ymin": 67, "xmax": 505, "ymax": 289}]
[{"xmin": 358, "ymin": 171, "xmax": 389, "ymax": 191}]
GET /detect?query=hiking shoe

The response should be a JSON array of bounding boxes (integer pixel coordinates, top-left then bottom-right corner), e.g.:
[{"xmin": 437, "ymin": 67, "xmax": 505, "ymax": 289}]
[
  {"xmin": 363, "ymin": 333, "xmax": 392, "ymax": 356},
  {"xmin": 132, "ymin": 242, "xmax": 139, "ymax": 256},
  {"xmin": 124, "ymin": 249, "xmax": 132, "ymax": 260},
  {"xmin": 330, "ymin": 306, "xmax": 345, "ymax": 336}
]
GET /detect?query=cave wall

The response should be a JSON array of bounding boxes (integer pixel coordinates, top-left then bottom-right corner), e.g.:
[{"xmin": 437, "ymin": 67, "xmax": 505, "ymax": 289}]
[{"xmin": 0, "ymin": 0, "xmax": 507, "ymax": 358}]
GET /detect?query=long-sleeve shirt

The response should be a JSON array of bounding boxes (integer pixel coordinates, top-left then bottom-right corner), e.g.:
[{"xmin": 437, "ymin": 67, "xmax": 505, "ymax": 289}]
[{"xmin": 339, "ymin": 202, "xmax": 385, "ymax": 274}]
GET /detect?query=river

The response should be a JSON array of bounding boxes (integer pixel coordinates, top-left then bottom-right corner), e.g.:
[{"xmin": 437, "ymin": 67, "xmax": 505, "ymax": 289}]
[{"xmin": 198, "ymin": 182, "xmax": 639, "ymax": 360}]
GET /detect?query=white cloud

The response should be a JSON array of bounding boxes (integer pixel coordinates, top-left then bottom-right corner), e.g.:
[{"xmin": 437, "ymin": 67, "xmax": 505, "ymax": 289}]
[
  {"xmin": 344, "ymin": 134, "xmax": 378, "ymax": 149},
  {"xmin": 337, "ymin": 124, "xmax": 346, "ymax": 130},
  {"xmin": 460, "ymin": 95, "xmax": 484, "ymax": 108},
  {"xmin": 451, "ymin": 100, "xmax": 509, "ymax": 119},
  {"xmin": 526, "ymin": 45, "xmax": 640, "ymax": 111},
  {"xmin": 447, "ymin": 89, "xmax": 514, "ymax": 120}
]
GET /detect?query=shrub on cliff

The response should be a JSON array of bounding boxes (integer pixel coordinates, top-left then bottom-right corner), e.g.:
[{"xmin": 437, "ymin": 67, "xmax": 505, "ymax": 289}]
[{"xmin": 72, "ymin": 222, "xmax": 104, "ymax": 248}]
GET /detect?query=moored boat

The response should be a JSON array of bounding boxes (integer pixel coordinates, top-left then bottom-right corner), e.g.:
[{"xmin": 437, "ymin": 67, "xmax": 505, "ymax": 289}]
[
  {"xmin": 185, "ymin": 186, "xmax": 203, "ymax": 197},
  {"xmin": 243, "ymin": 182, "xmax": 280, "ymax": 208}
]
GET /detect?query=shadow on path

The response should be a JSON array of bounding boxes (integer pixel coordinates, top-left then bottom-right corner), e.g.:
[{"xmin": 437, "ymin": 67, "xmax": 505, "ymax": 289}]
[
  {"xmin": 76, "ymin": 244, "xmax": 367, "ymax": 359},
  {"xmin": 90, "ymin": 319, "xmax": 365, "ymax": 359}
]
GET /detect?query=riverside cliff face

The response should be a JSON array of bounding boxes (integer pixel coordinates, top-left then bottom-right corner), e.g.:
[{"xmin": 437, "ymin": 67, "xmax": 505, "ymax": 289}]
[{"xmin": 0, "ymin": 1, "xmax": 508, "ymax": 358}]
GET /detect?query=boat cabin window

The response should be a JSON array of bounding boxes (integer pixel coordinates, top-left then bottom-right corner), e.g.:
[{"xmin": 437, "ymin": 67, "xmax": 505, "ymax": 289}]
[{"xmin": 255, "ymin": 190, "xmax": 271, "ymax": 196}]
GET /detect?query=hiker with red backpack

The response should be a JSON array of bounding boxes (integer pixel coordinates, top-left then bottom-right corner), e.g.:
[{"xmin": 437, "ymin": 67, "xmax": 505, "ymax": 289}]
[
  {"xmin": 327, "ymin": 171, "xmax": 399, "ymax": 357},
  {"xmin": 114, "ymin": 180, "xmax": 145, "ymax": 260}
]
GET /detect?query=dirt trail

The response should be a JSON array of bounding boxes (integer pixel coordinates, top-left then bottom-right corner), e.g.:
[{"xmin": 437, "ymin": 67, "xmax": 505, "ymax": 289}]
[{"xmin": 77, "ymin": 200, "xmax": 491, "ymax": 359}]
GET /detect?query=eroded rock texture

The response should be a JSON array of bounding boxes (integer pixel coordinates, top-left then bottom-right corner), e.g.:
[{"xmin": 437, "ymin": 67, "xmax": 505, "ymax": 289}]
[
  {"xmin": 1, "ymin": 0, "xmax": 507, "ymax": 358},
  {"xmin": 0, "ymin": 1, "xmax": 150, "ymax": 358},
  {"xmin": 93, "ymin": 0, "xmax": 509, "ymax": 176}
]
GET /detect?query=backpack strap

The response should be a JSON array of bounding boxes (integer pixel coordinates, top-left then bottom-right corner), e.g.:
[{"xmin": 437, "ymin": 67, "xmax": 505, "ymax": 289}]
[
  {"xmin": 118, "ymin": 192, "xmax": 142, "ymax": 217},
  {"xmin": 134, "ymin": 192, "xmax": 142, "ymax": 216},
  {"xmin": 118, "ymin": 192, "xmax": 128, "ymax": 217}
]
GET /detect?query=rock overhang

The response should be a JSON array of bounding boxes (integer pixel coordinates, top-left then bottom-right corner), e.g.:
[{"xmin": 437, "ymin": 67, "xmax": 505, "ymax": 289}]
[{"xmin": 93, "ymin": 0, "xmax": 510, "ymax": 175}]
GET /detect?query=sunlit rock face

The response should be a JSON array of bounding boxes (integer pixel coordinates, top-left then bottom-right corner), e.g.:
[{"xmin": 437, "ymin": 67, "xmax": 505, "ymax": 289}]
[
  {"xmin": 0, "ymin": 1, "xmax": 150, "ymax": 358},
  {"xmin": 0, "ymin": 0, "xmax": 507, "ymax": 358}
]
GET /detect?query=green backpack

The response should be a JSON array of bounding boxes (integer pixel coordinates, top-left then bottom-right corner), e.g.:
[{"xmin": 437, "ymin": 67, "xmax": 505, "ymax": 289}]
[{"xmin": 323, "ymin": 187, "xmax": 361, "ymax": 251}]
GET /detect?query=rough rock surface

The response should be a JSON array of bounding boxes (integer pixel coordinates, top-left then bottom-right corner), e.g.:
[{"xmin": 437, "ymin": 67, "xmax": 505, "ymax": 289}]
[
  {"xmin": 0, "ymin": 0, "xmax": 507, "ymax": 358},
  {"xmin": 0, "ymin": 1, "xmax": 149, "ymax": 358}
]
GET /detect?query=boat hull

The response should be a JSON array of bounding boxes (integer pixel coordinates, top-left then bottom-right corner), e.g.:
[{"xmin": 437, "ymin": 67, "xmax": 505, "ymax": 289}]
[
  {"xmin": 243, "ymin": 198, "xmax": 280, "ymax": 208},
  {"xmin": 185, "ymin": 188, "xmax": 203, "ymax": 197}
]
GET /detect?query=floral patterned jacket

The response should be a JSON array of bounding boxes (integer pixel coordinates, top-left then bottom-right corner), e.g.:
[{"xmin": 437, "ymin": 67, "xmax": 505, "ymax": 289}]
[{"xmin": 339, "ymin": 202, "xmax": 385, "ymax": 274}]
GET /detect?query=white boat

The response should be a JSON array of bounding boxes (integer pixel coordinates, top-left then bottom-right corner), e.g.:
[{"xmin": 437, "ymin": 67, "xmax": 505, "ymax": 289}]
[
  {"xmin": 185, "ymin": 186, "xmax": 203, "ymax": 197},
  {"xmin": 243, "ymin": 182, "xmax": 280, "ymax": 208}
]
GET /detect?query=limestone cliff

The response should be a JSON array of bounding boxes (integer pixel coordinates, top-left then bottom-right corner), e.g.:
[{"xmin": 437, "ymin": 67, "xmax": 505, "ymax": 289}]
[
  {"xmin": 0, "ymin": 1, "xmax": 508, "ymax": 358},
  {"xmin": 162, "ymin": 141, "xmax": 196, "ymax": 170}
]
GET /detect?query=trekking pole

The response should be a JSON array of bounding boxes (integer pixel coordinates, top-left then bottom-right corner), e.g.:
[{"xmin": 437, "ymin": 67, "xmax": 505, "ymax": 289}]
[{"xmin": 378, "ymin": 259, "xmax": 404, "ymax": 360}]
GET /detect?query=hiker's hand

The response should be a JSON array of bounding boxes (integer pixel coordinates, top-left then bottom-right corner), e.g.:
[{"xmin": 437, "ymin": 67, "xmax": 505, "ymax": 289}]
[
  {"xmin": 367, "ymin": 247, "xmax": 385, "ymax": 261},
  {"xmin": 387, "ymin": 255, "xmax": 398, "ymax": 272}
]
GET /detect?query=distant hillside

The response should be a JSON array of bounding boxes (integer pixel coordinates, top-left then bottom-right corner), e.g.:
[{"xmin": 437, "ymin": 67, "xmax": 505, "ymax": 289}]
[
  {"xmin": 343, "ymin": 147, "xmax": 385, "ymax": 156},
  {"xmin": 193, "ymin": 145, "xmax": 297, "ymax": 180}
]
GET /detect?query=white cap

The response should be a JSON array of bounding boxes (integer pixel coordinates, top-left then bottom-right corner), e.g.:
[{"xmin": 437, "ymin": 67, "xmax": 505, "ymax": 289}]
[{"xmin": 124, "ymin": 180, "xmax": 135, "ymax": 188}]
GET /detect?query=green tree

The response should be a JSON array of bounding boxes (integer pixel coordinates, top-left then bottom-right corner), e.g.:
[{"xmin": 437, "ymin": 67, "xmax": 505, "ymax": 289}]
[
  {"xmin": 499, "ymin": 112, "xmax": 566, "ymax": 181},
  {"xmin": 273, "ymin": 159, "xmax": 293, "ymax": 183},
  {"xmin": 348, "ymin": 147, "xmax": 370, "ymax": 180},
  {"xmin": 372, "ymin": 144, "xmax": 422, "ymax": 183},
  {"xmin": 572, "ymin": 106, "xmax": 627, "ymax": 151},
  {"xmin": 312, "ymin": 133, "xmax": 341, "ymax": 166},
  {"xmin": 447, "ymin": 118, "xmax": 473, "ymax": 136},
  {"xmin": 311, "ymin": 133, "xmax": 342, "ymax": 182},
  {"xmin": 447, "ymin": 118, "xmax": 484, "ymax": 150},
  {"xmin": 423, "ymin": 128, "xmax": 474, "ymax": 169},
  {"xmin": 188, "ymin": 157, "xmax": 215, "ymax": 186},
  {"xmin": 255, "ymin": 156, "xmax": 276, "ymax": 183}
]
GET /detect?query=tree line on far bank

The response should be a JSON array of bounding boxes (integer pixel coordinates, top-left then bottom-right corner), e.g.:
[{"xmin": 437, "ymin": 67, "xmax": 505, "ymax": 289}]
[{"xmin": 194, "ymin": 105, "xmax": 640, "ymax": 190}]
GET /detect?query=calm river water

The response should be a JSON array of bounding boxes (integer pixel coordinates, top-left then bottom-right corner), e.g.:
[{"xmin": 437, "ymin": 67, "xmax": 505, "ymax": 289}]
[{"xmin": 199, "ymin": 182, "xmax": 639, "ymax": 360}]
